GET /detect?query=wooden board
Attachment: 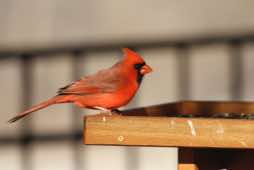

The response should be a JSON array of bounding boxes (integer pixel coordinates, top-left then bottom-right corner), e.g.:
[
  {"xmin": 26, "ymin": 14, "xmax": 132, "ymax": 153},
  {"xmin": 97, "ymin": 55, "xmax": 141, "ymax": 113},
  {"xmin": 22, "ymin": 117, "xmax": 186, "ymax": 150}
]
[
  {"xmin": 179, "ymin": 148, "xmax": 254, "ymax": 170},
  {"xmin": 179, "ymin": 164, "xmax": 199, "ymax": 170},
  {"xmin": 122, "ymin": 101, "xmax": 254, "ymax": 117},
  {"xmin": 84, "ymin": 115, "xmax": 254, "ymax": 148}
]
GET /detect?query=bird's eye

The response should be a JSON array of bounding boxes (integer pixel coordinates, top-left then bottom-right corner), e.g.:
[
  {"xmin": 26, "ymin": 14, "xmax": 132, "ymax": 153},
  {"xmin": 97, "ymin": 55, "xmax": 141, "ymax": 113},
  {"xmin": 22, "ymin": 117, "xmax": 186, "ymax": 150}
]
[{"xmin": 134, "ymin": 63, "xmax": 145, "ymax": 70}]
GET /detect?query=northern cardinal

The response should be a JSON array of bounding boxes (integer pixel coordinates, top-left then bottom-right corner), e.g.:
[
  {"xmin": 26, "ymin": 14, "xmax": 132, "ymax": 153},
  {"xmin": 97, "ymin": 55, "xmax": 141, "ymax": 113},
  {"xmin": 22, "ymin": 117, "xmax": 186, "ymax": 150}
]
[{"xmin": 8, "ymin": 48, "xmax": 152, "ymax": 123}]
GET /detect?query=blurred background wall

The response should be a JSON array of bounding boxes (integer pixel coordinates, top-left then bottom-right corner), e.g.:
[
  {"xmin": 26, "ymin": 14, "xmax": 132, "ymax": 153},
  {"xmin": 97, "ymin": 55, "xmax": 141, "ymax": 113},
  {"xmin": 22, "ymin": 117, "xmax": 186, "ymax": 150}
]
[{"xmin": 1, "ymin": 0, "xmax": 254, "ymax": 170}]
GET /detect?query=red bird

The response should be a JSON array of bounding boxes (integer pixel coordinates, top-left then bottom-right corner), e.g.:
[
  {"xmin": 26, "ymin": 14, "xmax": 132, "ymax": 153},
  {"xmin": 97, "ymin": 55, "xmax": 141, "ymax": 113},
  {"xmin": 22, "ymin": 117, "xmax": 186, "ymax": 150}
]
[{"xmin": 8, "ymin": 48, "xmax": 152, "ymax": 123}]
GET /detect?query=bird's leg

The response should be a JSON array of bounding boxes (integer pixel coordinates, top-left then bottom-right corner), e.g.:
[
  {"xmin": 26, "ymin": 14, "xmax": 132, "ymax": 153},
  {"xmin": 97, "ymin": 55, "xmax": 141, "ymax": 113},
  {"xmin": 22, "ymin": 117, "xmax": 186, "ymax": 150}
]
[{"xmin": 93, "ymin": 106, "xmax": 112, "ymax": 115}]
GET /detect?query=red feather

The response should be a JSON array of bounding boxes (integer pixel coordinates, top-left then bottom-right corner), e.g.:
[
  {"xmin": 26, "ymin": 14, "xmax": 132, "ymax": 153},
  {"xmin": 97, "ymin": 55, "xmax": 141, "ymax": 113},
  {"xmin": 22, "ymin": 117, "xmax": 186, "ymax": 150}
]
[{"xmin": 8, "ymin": 48, "xmax": 152, "ymax": 123}]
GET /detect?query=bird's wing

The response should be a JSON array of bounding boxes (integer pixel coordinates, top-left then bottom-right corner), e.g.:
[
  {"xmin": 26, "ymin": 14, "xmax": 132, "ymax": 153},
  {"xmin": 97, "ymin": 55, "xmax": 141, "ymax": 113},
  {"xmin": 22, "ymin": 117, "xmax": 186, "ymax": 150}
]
[{"xmin": 57, "ymin": 65, "xmax": 124, "ymax": 95}]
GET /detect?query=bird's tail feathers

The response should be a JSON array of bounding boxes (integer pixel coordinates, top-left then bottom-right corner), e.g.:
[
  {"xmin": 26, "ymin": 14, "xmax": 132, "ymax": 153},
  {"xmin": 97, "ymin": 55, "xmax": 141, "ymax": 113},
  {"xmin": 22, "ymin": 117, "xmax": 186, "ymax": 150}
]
[{"xmin": 8, "ymin": 96, "xmax": 60, "ymax": 123}]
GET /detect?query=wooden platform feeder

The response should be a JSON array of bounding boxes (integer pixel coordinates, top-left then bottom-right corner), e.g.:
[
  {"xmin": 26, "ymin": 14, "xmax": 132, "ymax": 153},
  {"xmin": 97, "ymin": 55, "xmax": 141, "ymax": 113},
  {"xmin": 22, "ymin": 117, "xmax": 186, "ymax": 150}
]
[{"xmin": 83, "ymin": 101, "xmax": 254, "ymax": 170}]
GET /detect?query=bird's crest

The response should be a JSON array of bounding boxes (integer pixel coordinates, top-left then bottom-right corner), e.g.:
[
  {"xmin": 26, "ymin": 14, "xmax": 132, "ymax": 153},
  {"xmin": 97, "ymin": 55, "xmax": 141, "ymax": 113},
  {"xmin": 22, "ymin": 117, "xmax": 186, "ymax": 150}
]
[{"xmin": 123, "ymin": 48, "xmax": 145, "ymax": 64}]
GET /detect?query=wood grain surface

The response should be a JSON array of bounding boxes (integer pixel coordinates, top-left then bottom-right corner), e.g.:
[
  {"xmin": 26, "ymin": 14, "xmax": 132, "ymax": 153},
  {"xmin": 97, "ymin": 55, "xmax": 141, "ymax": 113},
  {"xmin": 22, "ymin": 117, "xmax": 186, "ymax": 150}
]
[
  {"xmin": 84, "ymin": 115, "xmax": 254, "ymax": 148},
  {"xmin": 179, "ymin": 164, "xmax": 199, "ymax": 170}
]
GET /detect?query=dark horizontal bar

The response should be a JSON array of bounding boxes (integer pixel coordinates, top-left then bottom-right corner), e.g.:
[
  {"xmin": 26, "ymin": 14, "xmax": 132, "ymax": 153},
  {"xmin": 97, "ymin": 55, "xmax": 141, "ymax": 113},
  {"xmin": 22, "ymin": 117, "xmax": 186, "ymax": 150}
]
[
  {"xmin": 0, "ymin": 130, "xmax": 83, "ymax": 146},
  {"xmin": 0, "ymin": 33, "xmax": 254, "ymax": 57}
]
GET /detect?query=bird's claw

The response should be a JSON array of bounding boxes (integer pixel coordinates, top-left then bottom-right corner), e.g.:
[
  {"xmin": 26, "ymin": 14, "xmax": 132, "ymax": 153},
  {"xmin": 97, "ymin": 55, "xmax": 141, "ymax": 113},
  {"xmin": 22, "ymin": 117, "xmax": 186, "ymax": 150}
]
[
  {"xmin": 92, "ymin": 106, "xmax": 122, "ymax": 116},
  {"xmin": 111, "ymin": 109, "xmax": 122, "ymax": 115}
]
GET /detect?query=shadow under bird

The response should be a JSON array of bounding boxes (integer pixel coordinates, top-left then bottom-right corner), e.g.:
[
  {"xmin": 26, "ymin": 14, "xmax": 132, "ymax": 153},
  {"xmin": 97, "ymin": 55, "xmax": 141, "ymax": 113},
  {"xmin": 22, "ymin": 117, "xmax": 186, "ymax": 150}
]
[{"xmin": 8, "ymin": 48, "xmax": 153, "ymax": 123}]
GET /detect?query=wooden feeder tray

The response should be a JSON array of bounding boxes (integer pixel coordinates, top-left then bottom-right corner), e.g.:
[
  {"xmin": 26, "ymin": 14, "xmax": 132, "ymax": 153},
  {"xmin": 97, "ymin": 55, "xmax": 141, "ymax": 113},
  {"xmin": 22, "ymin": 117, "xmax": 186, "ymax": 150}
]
[{"xmin": 83, "ymin": 101, "xmax": 254, "ymax": 170}]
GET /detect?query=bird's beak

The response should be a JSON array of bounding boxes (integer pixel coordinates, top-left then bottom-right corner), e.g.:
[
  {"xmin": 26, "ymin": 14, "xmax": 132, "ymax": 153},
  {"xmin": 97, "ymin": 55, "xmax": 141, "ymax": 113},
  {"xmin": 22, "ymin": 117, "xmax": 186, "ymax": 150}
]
[{"xmin": 140, "ymin": 64, "xmax": 153, "ymax": 75}]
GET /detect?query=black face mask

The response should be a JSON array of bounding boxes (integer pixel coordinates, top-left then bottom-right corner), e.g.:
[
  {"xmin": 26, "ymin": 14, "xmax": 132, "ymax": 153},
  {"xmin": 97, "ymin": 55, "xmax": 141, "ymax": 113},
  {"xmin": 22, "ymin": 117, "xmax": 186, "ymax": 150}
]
[{"xmin": 134, "ymin": 62, "xmax": 146, "ymax": 84}]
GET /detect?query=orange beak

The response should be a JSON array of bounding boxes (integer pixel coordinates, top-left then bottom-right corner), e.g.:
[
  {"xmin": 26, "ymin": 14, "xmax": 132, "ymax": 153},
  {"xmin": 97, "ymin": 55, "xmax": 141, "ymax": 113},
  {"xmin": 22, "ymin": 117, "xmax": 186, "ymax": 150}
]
[{"xmin": 140, "ymin": 64, "xmax": 153, "ymax": 75}]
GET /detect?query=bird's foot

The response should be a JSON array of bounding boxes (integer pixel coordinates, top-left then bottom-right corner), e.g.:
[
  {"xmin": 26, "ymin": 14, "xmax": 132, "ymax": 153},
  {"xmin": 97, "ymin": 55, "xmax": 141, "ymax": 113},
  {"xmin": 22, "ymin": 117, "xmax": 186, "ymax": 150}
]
[
  {"xmin": 93, "ymin": 106, "xmax": 118, "ymax": 116},
  {"xmin": 111, "ymin": 109, "xmax": 122, "ymax": 115},
  {"xmin": 99, "ymin": 111, "xmax": 121, "ymax": 117}
]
